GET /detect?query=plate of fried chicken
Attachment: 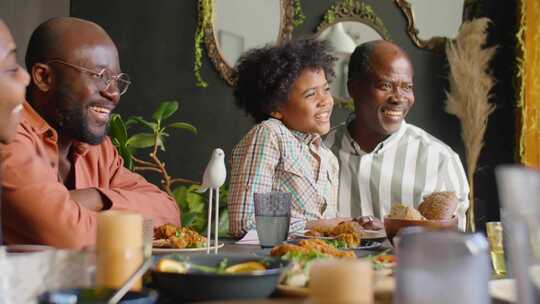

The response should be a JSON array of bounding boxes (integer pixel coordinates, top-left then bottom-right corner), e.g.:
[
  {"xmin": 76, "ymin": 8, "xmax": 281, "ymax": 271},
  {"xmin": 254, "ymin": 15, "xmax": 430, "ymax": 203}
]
[{"xmin": 152, "ymin": 223, "xmax": 224, "ymax": 253}]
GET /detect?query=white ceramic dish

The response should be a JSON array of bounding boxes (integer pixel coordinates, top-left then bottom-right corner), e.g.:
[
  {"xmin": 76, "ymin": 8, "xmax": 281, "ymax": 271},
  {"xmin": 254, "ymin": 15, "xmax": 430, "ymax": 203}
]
[{"xmin": 153, "ymin": 242, "xmax": 224, "ymax": 254}]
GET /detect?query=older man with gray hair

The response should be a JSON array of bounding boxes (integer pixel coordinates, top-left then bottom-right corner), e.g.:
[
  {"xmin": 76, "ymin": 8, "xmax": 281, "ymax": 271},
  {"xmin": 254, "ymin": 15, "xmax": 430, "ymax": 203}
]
[{"xmin": 325, "ymin": 40, "xmax": 469, "ymax": 230}]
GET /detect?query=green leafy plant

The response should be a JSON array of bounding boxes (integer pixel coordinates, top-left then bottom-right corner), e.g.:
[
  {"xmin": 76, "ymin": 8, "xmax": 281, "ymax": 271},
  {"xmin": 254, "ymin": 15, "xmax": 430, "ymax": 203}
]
[
  {"xmin": 109, "ymin": 100, "xmax": 198, "ymax": 195},
  {"xmin": 173, "ymin": 183, "xmax": 230, "ymax": 237},
  {"xmin": 293, "ymin": 0, "xmax": 306, "ymax": 27},
  {"xmin": 108, "ymin": 100, "xmax": 230, "ymax": 236},
  {"xmin": 194, "ymin": 0, "xmax": 212, "ymax": 88}
]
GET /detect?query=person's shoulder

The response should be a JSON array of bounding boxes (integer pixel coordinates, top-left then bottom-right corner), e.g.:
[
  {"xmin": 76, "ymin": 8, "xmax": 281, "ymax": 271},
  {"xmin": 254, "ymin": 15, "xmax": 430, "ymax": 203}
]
[
  {"xmin": 403, "ymin": 123, "xmax": 458, "ymax": 157},
  {"xmin": 232, "ymin": 119, "xmax": 282, "ymax": 151},
  {"xmin": 245, "ymin": 119, "xmax": 289, "ymax": 140},
  {"xmin": 324, "ymin": 121, "xmax": 347, "ymax": 146}
]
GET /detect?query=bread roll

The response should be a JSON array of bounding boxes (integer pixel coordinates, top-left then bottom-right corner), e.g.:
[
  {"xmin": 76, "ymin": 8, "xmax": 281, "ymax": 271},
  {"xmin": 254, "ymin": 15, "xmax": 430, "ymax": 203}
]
[
  {"xmin": 388, "ymin": 204, "xmax": 426, "ymax": 221},
  {"xmin": 418, "ymin": 191, "xmax": 458, "ymax": 220}
]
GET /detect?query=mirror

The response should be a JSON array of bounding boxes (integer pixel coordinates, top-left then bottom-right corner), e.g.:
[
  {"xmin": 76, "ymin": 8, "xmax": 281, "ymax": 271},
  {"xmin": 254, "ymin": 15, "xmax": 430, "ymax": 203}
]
[
  {"xmin": 204, "ymin": 0, "xmax": 294, "ymax": 86},
  {"xmin": 395, "ymin": 0, "xmax": 465, "ymax": 52},
  {"xmin": 315, "ymin": 1, "xmax": 390, "ymax": 106}
]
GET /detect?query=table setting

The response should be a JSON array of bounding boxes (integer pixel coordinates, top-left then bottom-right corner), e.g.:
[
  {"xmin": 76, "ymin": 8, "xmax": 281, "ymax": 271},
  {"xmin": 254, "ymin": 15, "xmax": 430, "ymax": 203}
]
[{"xmin": 0, "ymin": 182, "xmax": 529, "ymax": 304}]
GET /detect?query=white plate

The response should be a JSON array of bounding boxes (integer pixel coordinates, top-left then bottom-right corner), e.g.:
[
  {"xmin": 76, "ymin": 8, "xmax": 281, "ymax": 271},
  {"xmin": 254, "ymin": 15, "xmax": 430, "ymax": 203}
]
[
  {"xmin": 361, "ymin": 230, "xmax": 387, "ymax": 241},
  {"xmin": 292, "ymin": 230, "xmax": 387, "ymax": 242},
  {"xmin": 290, "ymin": 232, "xmax": 336, "ymax": 240},
  {"xmin": 489, "ymin": 279, "xmax": 516, "ymax": 303},
  {"xmin": 349, "ymin": 240, "xmax": 383, "ymax": 251},
  {"xmin": 153, "ymin": 242, "xmax": 225, "ymax": 253}
]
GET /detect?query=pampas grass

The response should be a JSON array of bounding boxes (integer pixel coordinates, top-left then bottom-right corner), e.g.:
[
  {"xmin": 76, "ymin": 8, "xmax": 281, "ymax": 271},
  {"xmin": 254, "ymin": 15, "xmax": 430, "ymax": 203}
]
[{"xmin": 445, "ymin": 17, "xmax": 496, "ymax": 232}]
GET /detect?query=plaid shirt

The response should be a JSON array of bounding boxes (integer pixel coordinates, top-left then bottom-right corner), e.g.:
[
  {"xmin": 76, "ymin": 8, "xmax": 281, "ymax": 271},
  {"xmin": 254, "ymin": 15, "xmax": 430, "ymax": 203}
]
[{"xmin": 228, "ymin": 118, "xmax": 339, "ymax": 237}]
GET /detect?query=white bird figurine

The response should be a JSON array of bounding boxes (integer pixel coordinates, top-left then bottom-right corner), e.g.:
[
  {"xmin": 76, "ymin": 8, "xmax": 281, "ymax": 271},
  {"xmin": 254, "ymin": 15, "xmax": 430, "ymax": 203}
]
[{"xmin": 198, "ymin": 148, "xmax": 226, "ymax": 253}]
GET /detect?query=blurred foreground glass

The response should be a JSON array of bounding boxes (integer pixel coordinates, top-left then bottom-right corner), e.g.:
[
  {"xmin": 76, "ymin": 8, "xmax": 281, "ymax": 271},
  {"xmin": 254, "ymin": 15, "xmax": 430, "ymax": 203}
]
[
  {"xmin": 309, "ymin": 259, "xmax": 373, "ymax": 304},
  {"xmin": 394, "ymin": 228, "xmax": 491, "ymax": 304},
  {"xmin": 254, "ymin": 192, "xmax": 291, "ymax": 248},
  {"xmin": 143, "ymin": 219, "xmax": 154, "ymax": 259},
  {"xmin": 486, "ymin": 221, "xmax": 507, "ymax": 275},
  {"xmin": 96, "ymin": 211, "xmax": 143, "ymax": 291},
  {"xmin": 496, "ymin": 165, "xmax": 540, "ymax": 304}
]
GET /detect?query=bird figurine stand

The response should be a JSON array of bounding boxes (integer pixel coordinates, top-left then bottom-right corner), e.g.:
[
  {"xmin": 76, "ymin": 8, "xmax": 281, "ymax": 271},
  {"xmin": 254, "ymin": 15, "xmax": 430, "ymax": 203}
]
[{"xmin": 198, "ymin": 148, "xmax": 226, "ymax": 254}]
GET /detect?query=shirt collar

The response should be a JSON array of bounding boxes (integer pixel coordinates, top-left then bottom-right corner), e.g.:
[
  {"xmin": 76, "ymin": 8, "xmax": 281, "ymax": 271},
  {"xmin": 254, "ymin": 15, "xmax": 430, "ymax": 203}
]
[
  {"xmin": 22, "ymin": 101, "xmax": 91, "ymax": 156},
  {"xmin": 269, "ymin": 118, "xmax": 322, "ymax": 146},
  {"xmin": 345, "ymin": 113, "xmax": 408, "ymax": 154},
  {"xmin": 22, "ymin": 101, "xmax": 53, "ymax": 136},
  {"xmin": 290, "ymin": 128, "xmax": 322, "ymax": 146}
]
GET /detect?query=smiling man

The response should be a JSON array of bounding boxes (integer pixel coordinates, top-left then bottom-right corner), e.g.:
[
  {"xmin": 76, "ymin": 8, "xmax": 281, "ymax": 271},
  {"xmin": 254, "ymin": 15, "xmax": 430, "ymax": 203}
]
[
  {"xmin": 0, "ymin": 17, "xmax": 180, "ymax": 248},
  {"xmin": 324, "ymin": 40, "xmax": 469, "ymax": 230}
]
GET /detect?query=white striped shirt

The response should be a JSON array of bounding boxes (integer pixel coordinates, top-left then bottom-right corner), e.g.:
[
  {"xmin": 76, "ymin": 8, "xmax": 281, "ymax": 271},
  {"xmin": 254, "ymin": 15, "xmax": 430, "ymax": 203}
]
[{"xmin": 324, "ymin": 119, "xmax": 469, "ymax": 230}]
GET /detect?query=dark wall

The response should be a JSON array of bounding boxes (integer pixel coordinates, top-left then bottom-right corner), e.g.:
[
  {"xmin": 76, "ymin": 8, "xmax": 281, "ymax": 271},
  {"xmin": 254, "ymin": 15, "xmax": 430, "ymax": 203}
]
[{"xmin": 70, "ymin": 0, "xmax": 516, "ymax": 227}]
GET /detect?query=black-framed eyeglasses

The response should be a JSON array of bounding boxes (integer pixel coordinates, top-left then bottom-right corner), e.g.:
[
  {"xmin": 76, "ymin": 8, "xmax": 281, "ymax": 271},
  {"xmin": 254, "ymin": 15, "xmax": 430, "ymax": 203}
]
[{"xmin": 47, "ymin": 59, "xmax": 131, "ymax": 95}]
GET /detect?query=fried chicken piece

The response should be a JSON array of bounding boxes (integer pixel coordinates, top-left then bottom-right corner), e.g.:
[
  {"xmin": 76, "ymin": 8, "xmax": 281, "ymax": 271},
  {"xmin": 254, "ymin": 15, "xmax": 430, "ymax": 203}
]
[
  {"xmin": 179, "ymin": 227, "xmax": 207, "ymax": 247},
  {"xmin": 298, "ymin": 239, "xmax": 356, "ymax": 259},
  {"xmin": 154, "ymin": 223, "xmax": 179, "ymax": 239},
  {"xmin": 336, "ymin": 233, "xmax": 361, "ymax": 248},
  {"xmin": 305, "ymin": 230, "xmax": 324, "ymax": 237},
  {"xmin": 153, "ymin": 224, "xmax": 207, "ymax": 249},
  {"xmin": 307, "ymin": 225, "xmax": 335, "ymax": 237},
  {"xmin": 270, "ymin": 244, "xmax": 311, "ymax": 257},
  {"xmin": 152, "ymin": 238, "xmax": 171, "ymax": 248},
  {"xmin": 330, "ymin": 221, "xmax": 363, "ymax": 237},
  {"xmin": 168, "ymin": 235, "xmax": 190, "ymax": 248}
]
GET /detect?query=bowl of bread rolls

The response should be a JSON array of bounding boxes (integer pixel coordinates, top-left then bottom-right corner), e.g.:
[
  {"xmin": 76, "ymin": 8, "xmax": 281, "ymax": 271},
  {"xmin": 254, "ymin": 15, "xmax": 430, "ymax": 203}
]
[{"xmin": 384, "ymin": 191, "xmax": 459, "ymax": 245}]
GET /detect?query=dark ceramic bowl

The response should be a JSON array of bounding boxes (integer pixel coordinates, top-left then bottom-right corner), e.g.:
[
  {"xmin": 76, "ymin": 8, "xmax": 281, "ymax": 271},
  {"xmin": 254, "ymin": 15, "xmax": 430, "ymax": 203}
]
[
  {"xmin": 38, "ymin": 288, "xmax": 158, "ymax": 304},
  {"xmin": 384, "ymin": 215, "xmax": 459, "ymax": 246},
  {"xmin": 151, "ymin": 253, "xmax": 289, "ymax": 302}
]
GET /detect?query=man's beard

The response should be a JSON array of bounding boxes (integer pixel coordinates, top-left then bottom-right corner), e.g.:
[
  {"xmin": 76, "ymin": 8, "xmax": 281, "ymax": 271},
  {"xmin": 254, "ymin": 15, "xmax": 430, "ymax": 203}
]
[{"xmin": 52, "ymin": 87, "xmax": 108, "ymax": 145}]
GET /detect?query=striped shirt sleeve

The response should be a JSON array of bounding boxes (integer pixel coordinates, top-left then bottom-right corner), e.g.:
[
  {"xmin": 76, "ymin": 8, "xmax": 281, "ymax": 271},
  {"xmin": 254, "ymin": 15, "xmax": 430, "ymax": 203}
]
[{"xmin": 439, "ymin": 152, "xmax": 470, "ymax": 231}]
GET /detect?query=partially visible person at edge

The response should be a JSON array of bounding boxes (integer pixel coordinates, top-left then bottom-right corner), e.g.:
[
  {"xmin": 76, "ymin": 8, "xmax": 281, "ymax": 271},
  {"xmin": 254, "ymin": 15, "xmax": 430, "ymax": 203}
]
[
  {"xmin": 0, "ymin": 19, "xmax": 31, "ymax": 245},
  {"xmin": 228, "ymin": 38, "xmax": 381, "ymax": 238},
  {"xmin": 324, "ymin": 40, "xmax": 469, "ymax": 230},
  {"xmin": 0, "ymin": 17, "xmax": 180, "ymax": 249}
]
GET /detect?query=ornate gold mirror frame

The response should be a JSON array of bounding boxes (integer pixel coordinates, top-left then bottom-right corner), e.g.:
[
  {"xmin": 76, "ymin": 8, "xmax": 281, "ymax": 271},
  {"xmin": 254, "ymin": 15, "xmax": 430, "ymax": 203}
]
[
  {"xmin": 204, "ymin": 0, "xmax": 294, "ymax": 86},
  {"xmin": 394, "ymin": 0, "xmax": 449, "ymax": 52},
  {"xmin": 394, "ymin": 0, "xmax": 479, "ymax": 52},
  {"xmin": 315, "ymin": 0, "xmax": 390, "ymax": 110},
  {"xmin": 315, "ymin": 0, "xmax": 390, "ymax": 39}
]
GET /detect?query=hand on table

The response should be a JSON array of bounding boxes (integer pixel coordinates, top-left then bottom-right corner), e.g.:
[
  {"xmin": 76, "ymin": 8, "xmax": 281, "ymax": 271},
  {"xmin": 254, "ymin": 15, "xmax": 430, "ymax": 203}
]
[{"xmin": 354, "ymin": 215, "xmax": 384, "ymax": 231}]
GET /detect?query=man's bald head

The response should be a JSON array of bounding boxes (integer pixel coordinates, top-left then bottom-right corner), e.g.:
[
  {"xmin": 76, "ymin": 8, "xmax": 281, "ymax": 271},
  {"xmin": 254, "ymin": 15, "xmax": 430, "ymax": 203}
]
[
  {"xmin": 348, "ymin": 40, "xmax": 412, "ymax": 81},
  {"xmin": 25, "ymin": 17, "xmax": 115, "ymax": 69}
]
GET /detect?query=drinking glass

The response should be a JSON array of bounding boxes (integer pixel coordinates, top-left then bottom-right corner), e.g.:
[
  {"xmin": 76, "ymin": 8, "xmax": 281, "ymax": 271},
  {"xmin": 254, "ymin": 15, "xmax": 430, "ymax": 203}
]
[
  {"xmin": 496, "ymin": 165, "xmax": 540, "ymax": 304},
  {"xmin": 96, "ymin": 211, "xmax": 144, "ymax": 291},
  {"xmin": 394, "ymin": 228, "xmax": 491, "ymax": 304},
  {"xmin": 486, "ymin": 221, "xmax": 507, "ymax": 275},
  {"xmin": 143, "ymin": 218, "xmax": 154, "ymax": 259},
  {"xmin": 253, "ymin": 192, "xmax": 291, "ymax": 248}
]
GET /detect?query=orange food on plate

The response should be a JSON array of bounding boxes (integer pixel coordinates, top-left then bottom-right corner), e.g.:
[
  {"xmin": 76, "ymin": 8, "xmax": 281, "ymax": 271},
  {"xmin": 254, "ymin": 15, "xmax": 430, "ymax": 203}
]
[{"xmin": 153, "ymin": 224, "xmax": 206, "ymax": 249}]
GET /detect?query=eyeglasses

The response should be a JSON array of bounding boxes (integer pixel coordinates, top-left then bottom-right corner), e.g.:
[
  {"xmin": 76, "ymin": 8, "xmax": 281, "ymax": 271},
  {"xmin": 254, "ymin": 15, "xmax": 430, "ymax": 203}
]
[{"xmin": 47, "ymin": 59, "xmax": 131, "ymax": 95}]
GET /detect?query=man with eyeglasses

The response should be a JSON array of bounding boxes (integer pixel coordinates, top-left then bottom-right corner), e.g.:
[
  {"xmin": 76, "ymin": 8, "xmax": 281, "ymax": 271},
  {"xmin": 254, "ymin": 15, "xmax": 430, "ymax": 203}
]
[
  {"xmin": 0, "ymin": 17, "xmax": 180, "ymax": 248},
  {"xmin": 324, "ymin": 40, "xmax": 469, "ymax": 230}
]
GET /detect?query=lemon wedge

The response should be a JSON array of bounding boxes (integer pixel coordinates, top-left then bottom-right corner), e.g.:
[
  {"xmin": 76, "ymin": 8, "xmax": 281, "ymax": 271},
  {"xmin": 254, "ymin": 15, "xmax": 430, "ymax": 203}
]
[
  {"xmin": 224, "ymin": 261, "xmax": 267, "ymax": 274},
  {"xmin": 156, "ymin": 259, "xmax": 188, "ymax": 273}
]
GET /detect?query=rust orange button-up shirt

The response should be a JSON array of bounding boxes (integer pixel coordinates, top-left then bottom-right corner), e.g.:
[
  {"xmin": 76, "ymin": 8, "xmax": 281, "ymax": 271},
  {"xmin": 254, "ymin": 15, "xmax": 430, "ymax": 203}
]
[{"xmin": 0, "ymin": 102, "xmax": 181, "ymax": 249}]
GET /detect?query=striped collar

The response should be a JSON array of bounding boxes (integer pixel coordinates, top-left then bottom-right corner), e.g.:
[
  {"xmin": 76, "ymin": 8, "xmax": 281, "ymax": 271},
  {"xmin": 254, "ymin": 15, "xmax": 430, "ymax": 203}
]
[{"xmin": 344, "ymin": 114, "xmax": 408, "ymax": 155}]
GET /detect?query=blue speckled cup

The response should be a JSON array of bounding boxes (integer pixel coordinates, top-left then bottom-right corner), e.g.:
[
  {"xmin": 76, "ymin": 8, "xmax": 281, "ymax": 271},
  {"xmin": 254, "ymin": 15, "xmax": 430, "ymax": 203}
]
[{"xmin": 254, "ymin": 192, "xmax": 291, "ymax": 248}]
